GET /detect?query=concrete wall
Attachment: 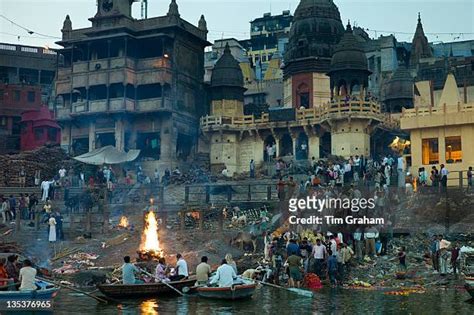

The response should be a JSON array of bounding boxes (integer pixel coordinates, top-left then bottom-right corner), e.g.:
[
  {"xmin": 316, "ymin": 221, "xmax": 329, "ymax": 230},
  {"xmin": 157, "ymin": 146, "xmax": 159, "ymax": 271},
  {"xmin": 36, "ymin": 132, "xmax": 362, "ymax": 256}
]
[
  {"xmin": 211, "ymin": 99, "xmax": 243, "ymax": 116},
  {"xmin": 207, "ymin": 130, "xmax": 321, "ymax": 175},
  {"xmin": 408, "ymin": 124, "xmax": 474, "ymax": 185},
  {"xmin": 312, "ymin": 73, "xmax": 331, "ymax": 108},
  {"xmin": 331, "ymin": 120, "xmax": 371, "ymax": 157}
]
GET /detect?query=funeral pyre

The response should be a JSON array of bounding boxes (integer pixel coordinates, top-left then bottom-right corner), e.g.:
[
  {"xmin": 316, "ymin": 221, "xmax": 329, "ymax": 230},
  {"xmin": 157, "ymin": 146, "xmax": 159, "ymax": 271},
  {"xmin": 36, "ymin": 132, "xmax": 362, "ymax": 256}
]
[
  {"xmin": 118, "ymin": 216, "xmax": 129, "ymax": 228},
  {"xmin": 137, "ymin": 210, "xmax": 163, "ymax": 261}
]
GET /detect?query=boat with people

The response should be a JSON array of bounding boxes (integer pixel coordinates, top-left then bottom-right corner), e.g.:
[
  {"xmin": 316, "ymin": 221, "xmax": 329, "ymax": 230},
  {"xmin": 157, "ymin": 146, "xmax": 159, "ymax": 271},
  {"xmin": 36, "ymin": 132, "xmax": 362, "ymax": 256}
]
[
  {"xmin": 0, "ymin": 279, "xmax": 60, "ymax": 301},
  {"xmin": 196, "ymin": 279, "xmax": 257, "ymax": 300},
  {"xmin": 97, "ymin": 277, "xmax": 196, "ymax": 298}
]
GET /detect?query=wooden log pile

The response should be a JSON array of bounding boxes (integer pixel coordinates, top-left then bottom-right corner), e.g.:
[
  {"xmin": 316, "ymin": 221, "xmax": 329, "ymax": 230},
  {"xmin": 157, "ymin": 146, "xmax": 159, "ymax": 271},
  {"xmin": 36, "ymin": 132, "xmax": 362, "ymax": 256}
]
[
  {"xmin": 170, "ymin": 166, "xmax": 214, "ymax": 185},
  {"xmin": 0, "ymin": 241, "xmax": 21, "ymax": 253},
  {"xmin": 0, "ymin": 145, "xmax": 74, "ymax": 187}
]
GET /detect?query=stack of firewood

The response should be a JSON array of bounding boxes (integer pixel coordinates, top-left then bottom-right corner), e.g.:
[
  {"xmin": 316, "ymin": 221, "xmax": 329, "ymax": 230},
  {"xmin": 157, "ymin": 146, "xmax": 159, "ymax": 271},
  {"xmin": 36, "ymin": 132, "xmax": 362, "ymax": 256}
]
[{"xmin": 0, "ymin": 146, "xmax": 74, "ymax": 187}]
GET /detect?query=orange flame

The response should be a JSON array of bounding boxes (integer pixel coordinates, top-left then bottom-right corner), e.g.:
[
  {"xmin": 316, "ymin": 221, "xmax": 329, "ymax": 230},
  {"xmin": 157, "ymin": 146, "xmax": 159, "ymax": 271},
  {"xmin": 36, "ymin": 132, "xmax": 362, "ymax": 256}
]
[
  {"xmin": 118, "ymin": 216, "xmax": 129, "ymax": 228},
  {"xmin": 140, "ymin": 211, "xmax": 162, "ymax": 254}
]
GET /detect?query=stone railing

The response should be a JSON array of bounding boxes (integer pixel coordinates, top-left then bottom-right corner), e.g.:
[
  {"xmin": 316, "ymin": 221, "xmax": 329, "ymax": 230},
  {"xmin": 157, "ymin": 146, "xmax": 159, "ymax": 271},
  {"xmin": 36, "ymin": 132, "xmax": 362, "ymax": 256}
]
[
  {"xmin": 201, "ymin": 100, "xmax": 384, "ymax": 129},
  {"xmin": 401, "ymin": 103, "xmax": 474, "ymax": 118}
]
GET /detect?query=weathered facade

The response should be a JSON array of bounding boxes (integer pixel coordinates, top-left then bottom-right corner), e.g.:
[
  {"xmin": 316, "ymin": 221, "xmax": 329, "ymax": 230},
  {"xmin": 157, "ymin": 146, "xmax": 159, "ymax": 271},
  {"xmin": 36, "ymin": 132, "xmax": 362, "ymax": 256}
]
[
  {"xmin": 20, "ymin": 106, "xmax": 61, "ymax": 151},
  {"xmin": 0, "ymin": 43, "xmax": 57, "ymax": 153},
  {"xmin": 201, "ymin": 1, "xmax": 389, "ymax": 175},
  {"xmin": 283, "ymin": 0, "xmax": 345, "ymax": 109},
  {"xmin": 55, "ymin": 0, "xmax": 210, "ymax": 173},
  {"xmin": 401, "ymin": 73, "xmax": 474, "ymax": 185}
]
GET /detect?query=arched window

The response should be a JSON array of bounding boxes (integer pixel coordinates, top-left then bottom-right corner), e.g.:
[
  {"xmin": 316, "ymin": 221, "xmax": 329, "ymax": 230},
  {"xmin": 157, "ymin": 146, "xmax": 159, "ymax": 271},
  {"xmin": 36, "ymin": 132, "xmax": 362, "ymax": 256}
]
[{"xmin": 297, "ymin": 83, "xmax": 310, "ymax": 108}]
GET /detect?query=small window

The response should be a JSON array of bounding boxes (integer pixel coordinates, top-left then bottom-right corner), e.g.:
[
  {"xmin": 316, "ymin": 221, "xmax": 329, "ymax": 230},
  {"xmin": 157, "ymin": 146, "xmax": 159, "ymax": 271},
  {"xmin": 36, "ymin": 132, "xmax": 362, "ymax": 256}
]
[
  {"xmin": 14, "ymin": 90, "xmax": 20, "ymax": 102},
  {"xmin": 422, "ymin": 138, "xmax": 439, "ymax": 165},
  {"xmin": 34, "ymin": 128, "xmax": 44, "ymax": 141},
  {"xmin": 48, "ymin": 128, "xmax": 58, "ymax": 141},
  {"xmin": 445, "ymin": 136, "xmax": 462, "ymax": 163},
  {"xmin": 27, "ymin": 91, "xmax": 35, "ymax": 103},
  {"xmin": 0, "ymin": 116, "xmax": 7, "ymax": 127}
]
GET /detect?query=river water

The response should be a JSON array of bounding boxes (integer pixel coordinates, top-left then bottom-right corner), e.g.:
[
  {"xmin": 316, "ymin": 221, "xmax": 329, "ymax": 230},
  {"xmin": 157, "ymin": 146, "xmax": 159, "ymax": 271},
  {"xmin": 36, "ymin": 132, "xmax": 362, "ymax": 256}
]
[{"xmin": 35, "ymin": 287, "xmax": 473, "ymax": 314}]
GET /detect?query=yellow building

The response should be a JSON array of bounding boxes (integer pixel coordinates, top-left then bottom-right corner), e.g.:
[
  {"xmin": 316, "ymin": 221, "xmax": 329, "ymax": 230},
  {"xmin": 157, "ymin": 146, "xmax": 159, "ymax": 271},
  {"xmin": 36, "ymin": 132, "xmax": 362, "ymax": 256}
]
[{"xmin": 401, "ymin": 73, "xmax": 474, "ymax": 186}]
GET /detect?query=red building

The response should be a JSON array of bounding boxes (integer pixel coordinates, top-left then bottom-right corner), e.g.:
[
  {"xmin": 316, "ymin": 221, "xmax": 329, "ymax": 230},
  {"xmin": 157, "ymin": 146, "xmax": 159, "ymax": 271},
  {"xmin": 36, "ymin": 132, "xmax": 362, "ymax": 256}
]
[
  {"xmin": 0, "ymin": 83, "xmax": 43, "ymax": 152},
  {"xmin": 20, "ymin": 106, "xmax": 60, "ymax": 151}
]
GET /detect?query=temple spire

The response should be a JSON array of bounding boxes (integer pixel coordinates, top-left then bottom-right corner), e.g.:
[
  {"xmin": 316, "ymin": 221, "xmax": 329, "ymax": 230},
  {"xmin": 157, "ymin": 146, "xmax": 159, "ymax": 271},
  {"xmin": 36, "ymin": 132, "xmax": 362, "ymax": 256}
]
[
  {"xmin": 410, "ymin": 12, "xmax": 433, "ymax": 65},
  {"xmin": 198, "ymin": 15, "xmax": 207, "ymax": 32},
  {"xmin": 167, "ymin": 0, "xmax": 180, "ymax": 19},
  {"xmin": 346, "ymin": 20, "xmax": 352, "ymax": 32},
  {"xmin": 61, "ymin": 15, "xmax": 72, "ymax": 40}
]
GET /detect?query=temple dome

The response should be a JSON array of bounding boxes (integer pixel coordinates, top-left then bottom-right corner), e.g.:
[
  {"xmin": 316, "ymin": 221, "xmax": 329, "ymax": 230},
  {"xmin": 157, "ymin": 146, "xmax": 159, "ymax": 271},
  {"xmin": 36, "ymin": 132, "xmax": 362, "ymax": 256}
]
[
  {"xmin": 284, "ymin": 0, "xmax": 345, "ymax": 72},
  {"xmin": 211, "ymin": 43, "xmax": 244, "ymax": 88},
  {"xmin": 329, "ymin": 22, "xmax": 368, "ymax": 73},
  {"xmin": 384, "ymin": 66, "xmax": 414, "ymax": 101}
]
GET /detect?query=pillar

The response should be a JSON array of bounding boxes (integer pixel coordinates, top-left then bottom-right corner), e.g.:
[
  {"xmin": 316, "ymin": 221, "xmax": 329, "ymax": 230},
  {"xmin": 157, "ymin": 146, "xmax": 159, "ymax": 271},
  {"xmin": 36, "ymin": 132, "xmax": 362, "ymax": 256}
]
[
  {"xmin": 308, "ymin": 135, "xmax": 320, "ymax": 159},
  {"xmin": 160, "ymin": 118, "xmax": 177, "ymax": 164},
  {"xmin": 115, "ymin": 117, "xmax": 125, "ymax": 152},
  {"xmin": 254, "ymin": 134, "xmax": 264, "ymax": 165},
  {"xmin": 128, "ymin": 129, "xmax": 137, "ymax": 149},
  {"xmin": 106, "ymin": 40, "xmax": 111, "ymax": 110},
  {"xmin": 291, "ymin": 135, "xmax": 297, "ymax": 157},
  {"xmin": 88, "ymin": 121, "xmax": 96, "ymax": 151},
  {"xmin": 274, "ymin": 134, "xmax": 281, "ymax": 158}
]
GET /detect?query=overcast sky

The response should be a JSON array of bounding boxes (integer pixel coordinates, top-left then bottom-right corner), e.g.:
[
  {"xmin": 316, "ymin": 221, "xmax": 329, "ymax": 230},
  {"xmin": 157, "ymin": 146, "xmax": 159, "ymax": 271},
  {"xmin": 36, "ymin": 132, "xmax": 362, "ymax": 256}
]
[{"xmin": 1, "ymin": 0, "xmax": 473, "ymax": 49}]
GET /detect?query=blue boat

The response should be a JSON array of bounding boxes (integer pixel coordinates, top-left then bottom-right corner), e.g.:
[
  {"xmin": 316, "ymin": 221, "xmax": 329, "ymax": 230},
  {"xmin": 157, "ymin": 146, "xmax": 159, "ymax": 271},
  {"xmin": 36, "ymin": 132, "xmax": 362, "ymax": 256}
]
[{"xmin": 0, "ymin": 279, "xmax": 60, "ymax": 300}]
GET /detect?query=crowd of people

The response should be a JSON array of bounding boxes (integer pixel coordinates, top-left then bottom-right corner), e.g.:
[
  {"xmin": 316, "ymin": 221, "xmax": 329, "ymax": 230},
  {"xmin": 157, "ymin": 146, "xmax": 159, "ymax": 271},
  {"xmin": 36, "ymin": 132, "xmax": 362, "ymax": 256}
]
[
  {"xmin": 263, "ymin": 229, "xmax": 391, "ymax": 288},
  {"xmin": 430, "ymin": 235, "xmax": 462, "ymax": 276},
  {"xmin": 0, "ymin": 193, "xmax": 39, "ymax": 224}
]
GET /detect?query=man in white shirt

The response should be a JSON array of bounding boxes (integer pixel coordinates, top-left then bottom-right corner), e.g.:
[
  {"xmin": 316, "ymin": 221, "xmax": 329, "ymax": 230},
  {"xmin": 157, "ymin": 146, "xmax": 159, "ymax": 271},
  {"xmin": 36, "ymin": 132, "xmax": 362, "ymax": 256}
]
[
  {"xmin": 384, "ymin": 164, "xmax": 391, "ymax": 186},
  {"xmin": 103, "ymin": 166, "xmax": 111, "ymax": 182},
  {"xmin": 19, "ymin": 259, "xmax": 37, "ymax": 291},
  {"xmin": 440, "ymin": 164, "xmax": 449, "ymax": 189},
  {"xmin": 210, "ymin": 259, "xmax": 237, "ymax": 287},
  {"xmin": 170, "ymin": 254, "xmax": 188, "ymax": 281},
  {"xmin": 58, "ymin": 167, "xmax": 66, "ymax": 178},
  {"xmin": 311, "ymin": 239, "xmax": 327, "ymax": 278},
  {"xmin": 397, "ymin": 156, "xmax": 405, "ymax": 188},
  {"xmin": 364, "ymin": 226, "xmax": 379, "ymax": 257},
  {"xmin": 221, "ymin": 167, "xmax": 229, "ymax": 177},
  {"xmin": 329, "ymin": 235, "xmax": 337, "ymax": 255}
]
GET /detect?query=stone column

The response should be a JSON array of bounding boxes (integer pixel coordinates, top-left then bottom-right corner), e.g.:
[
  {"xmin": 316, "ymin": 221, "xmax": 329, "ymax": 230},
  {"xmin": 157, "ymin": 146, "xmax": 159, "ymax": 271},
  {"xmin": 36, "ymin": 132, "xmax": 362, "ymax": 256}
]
[
  {"xmin": 273, "ymin": 133, "xmax": 281, "ymax": 158},
  {"xmin": 128, "ymin": 128, "xmax": 137, "ymax": 149},
  {"xmin": 291, "ymin": 134, "xmax": 297, "ymax": 157},
  {"xmin": 254, "ymin": 134, "xmax": 264, "ymax": 166},
  {"xmin": 160, "ymin": 118, "xmax": 177, "ymax": 165},
  {"xmin": 115, "ymin": 117, "xmax": 125, "ymax": 152},
  {"xmin": 88, "ymin": 121, "xmax": 96, "ymax": 151},
  {"xmin": 308, "ymin": 135, "xmax": 320, "ymax": 159}
]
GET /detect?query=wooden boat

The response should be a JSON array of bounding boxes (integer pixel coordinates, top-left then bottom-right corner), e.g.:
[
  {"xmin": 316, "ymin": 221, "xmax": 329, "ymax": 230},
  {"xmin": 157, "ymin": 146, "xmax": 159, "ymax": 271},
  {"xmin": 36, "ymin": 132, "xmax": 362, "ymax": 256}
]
[
  {"xmin": 196, "ymin": 282, "xmax": 257, "ymax": 300},
  {"xmin": 0, "ymin": 279, "xmax": 60, "ymax": 300},
  {"xmin": 97, "ymin": 277, "xmax": 196, "ymax": 298},
  {"xmin": 465, "ymin": 275, "xmax": 474, "ymax": 298}
]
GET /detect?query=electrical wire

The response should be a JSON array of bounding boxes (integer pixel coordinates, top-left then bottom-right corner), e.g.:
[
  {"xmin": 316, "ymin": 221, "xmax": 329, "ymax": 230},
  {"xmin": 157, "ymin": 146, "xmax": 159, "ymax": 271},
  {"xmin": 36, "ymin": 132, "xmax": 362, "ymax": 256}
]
[{"xmin": 0, "ymin": 14, "xmax": 61, "ymax": 39}]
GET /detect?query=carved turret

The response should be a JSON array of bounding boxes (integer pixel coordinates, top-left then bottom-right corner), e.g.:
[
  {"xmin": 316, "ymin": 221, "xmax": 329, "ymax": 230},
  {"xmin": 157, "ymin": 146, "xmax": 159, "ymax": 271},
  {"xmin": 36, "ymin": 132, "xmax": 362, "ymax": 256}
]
[
  {"xmin": 410, "ymin": 13, "xmax": 433, "ymax": 65},
  {"xmin": 61, "ymin": 15, "xmax": 72, "ymax": 40},
  {"xmin": 167, "ymin": 0, "xmax": 180, "ymax": 23},
  {"xmin": 198, "ymin": 15, "xmax": 207, "ymax": 32}
]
